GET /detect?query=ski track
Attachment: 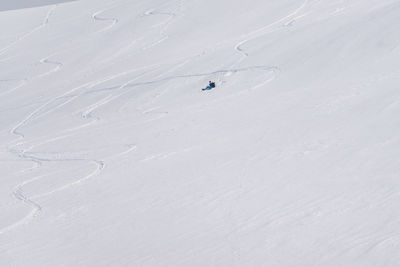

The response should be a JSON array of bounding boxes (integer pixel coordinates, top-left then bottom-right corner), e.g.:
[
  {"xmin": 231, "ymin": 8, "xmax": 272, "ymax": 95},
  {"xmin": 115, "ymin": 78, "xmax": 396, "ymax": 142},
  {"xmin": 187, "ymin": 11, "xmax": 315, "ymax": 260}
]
[
  {"xmin": 0, "ymin": 6, "xmax": 60, "ymax": 98},
  {"xmin": 117, "ymin": 58, "xmax": 191, "ymax": 113},
  {"xmin": 126, "ymin": 65, "xmax": 278, "ymax": 107},
  {"xmin": 37, "ymin": 56, "xmax": 63, "ymax": 78},
  {"xmin": 9, "ymin": 78, "xmax": 120, "ymax": 143},
  {"xmin": 0, "ymin": 54, "xmax": 63, "ymax": 98},
  {"xmin": 234, "ymin": 0, "xmax": 310, "ymax": 61},
  {"xmin": 0, "ymin": 5, "xmax": 56, "ymax": 58},
  {"xmin": 79, "ymin": 69, "xmax": 159, "ymax": 121},
  {"xmin": 1, "ymin": 0, "xmax": 292, "ymax": 234},
  {"xmin": 2, "ymin": 52, "xmax": 212, "ymax": 236},
  {"xmin": 0, "ymin": 79, "xmax": 27, "ymax": 97},
  {"xmin": 1, "ymin": 62, "xmax": 156, "ymax": 236},
  {"xmin": 141, "ymin": 145, "xmax": 198, "ymax": 162},
  {"xmin": 110, "ymin": 0, "xmax": 308, "ymax": 108},
  {"xmin": 142, "ymin": 10, "xmax": 176, "ymax": 50},
  {"xmin": 0, "ymin": 55, "xmax": 17, "ymax": 63},
  {"xmin": 0, "ymin": 140, "xmax": 137, "ymax": 235},
  {"xmin": 142, "ymin": 0, "xmax": 182, "ymax": 50},
  {"xmin": 103, "ymin": 64, "xmax": 279, "ymax": 116},
  {"xmin": 92, "ymin": 65, "xmax": 279, "ymax": 94},
  {"xmin": 92, "ymin": 7, "xmax": 119, "ymax": 34},
  {"xmin": 213, "ymin": 0, "xmax": 311, "ymax": 92}
]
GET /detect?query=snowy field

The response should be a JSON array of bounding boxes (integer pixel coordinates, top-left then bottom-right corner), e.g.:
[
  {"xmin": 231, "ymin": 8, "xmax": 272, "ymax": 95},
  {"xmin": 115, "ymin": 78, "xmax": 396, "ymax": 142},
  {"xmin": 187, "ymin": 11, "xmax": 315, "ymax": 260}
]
[{"xmin": 1, "ymin": 0, "xmax": 400, "ymax": 266}]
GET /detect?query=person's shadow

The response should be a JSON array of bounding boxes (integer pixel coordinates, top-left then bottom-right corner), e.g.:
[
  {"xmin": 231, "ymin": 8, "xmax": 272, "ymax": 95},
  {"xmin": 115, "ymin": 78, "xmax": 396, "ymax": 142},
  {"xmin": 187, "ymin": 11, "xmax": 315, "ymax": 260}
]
[{"xmin": 0, "ymin": 0, "xmax": 76, "ymax": 12}]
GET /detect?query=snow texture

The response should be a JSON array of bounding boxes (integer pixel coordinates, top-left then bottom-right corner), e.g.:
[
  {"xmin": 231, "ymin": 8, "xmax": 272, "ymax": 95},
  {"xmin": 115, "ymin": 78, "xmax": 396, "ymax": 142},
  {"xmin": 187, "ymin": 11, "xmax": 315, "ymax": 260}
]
[{"xmin": 1, "ymin": 0, "xmax": 400, "ymax": 266}]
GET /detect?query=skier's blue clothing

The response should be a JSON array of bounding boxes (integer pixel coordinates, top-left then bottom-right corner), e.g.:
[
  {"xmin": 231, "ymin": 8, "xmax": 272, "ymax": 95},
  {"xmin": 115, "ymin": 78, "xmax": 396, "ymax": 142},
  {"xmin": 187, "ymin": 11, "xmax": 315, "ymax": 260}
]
[{"xmin": 203, "ymin": 81, "xmax": 215, "ymax": 90}]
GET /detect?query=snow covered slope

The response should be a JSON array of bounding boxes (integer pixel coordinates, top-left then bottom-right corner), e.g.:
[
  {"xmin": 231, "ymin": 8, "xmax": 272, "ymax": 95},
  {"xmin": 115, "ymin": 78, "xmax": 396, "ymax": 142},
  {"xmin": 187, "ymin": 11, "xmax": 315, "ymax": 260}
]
[{"xmin": 1, "ymin": 0, "xmax": 400, "ymax": 266}]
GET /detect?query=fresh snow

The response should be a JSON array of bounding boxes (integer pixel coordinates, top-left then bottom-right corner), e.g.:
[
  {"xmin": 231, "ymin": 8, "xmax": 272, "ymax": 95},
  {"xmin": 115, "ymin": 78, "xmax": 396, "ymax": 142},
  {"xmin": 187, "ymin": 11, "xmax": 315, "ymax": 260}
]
[{"xmin": 1, "ymin": 0, "xmax": 400, "ymax": 266}]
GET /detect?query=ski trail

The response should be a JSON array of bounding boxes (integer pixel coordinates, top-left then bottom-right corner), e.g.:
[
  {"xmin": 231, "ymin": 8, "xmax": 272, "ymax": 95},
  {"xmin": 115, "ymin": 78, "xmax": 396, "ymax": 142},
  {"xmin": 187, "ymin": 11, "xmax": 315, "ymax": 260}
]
[
  {"xmin": 0, "ymin": 139, "xmax": 137, "ymax": 235},
  {"xmin": 0, "ymin": 55, "xmax": 16, "ymax": 63},
  {"xmin": 30, "ymin": 159, "xmax": 105, "ymax": 200},
  {"xmin": 0, "ymin": 6, "xmax": 57, "ymax": 98},
  {"xmin": 109, "ymin": 64, "xmax": 279, "ymax": 114},
  {"xmin": 0, "ymin": 196, "xmax": 40, "ymax": 235},
  {"xmin": 141, "ymin": 145, "xmax": 198, "ymax": 162},
  {"xmin": 214, "ymin": 0, "xmax": 310, "ymax": 90},
  {"xmin": 118, "ymin": 65, "xmax": 279, "ymax": 89},
  {"xmin": 102, "ymin": 64, "xmax": 279, "ymax": 115},
  {"xmin": 118, "ymin": 58, "xmax": 191, "ymax": 113},
  {"xmin": 234, "ymin": 0, "xmax": 310, "ymax": 62},
  {"xmin": 92, "ymin": 7, "xmax": 119, "ymax": 33},
  {"xmin": 2, "ymin": 65, "xmax": 151, "ymax": 236},
  {"xmin": 142, "ymin": 11, "xmax": 176, "ymax": 49},
  {"xmin": 37, "ymin": 56, "xmax": 63, "ymax": 78},
  {"xmin": 0, "ymin": 54, "xmax": 63, "ymax": 98},
  {"xmin": 0, "ymin": 79, "xmax": 27, "ymax": 97},
  {"xmin": 142, "ymin": 0, "xmax": 182, "ymax": 50},
  {"xmin": 1, "ymin": 0, "xmax": 285, "ymax": 237},
  {"xmin": 7, "ymin": 64, "xmax": 276, "ymax": 144},
  {"xmin": 7, "ymin": 81, "xmax": 92, "ymax": 142},
  {"xmin": 30, "ymin": 63, "xmax": 164, "ymax": 124},
  {"xmin": 75, "ymin": 68, "xmax": 158, "ymax": 122},
  {"xmin": 3, "ymin": 82, "xmax": 96, "ymax": 235},
  {"xmin": 114, "ymin": 64, "xmax": 278, "ymax": 116},
  {"xmin": 0, "ymin": 5, "xmax": 56, "ymax": 58},
  {"xmin": 14, "ymin": 142, "xmax": 137, "ymax": 202},
  {"xmin": 8, "ymin": 70, "xmax": 129, "ymax": 143},
  {"xmin": 0, "ymin": 158, "xmax": 103, "ymax": 235},
  {"xmin": 7, "ymin": 63, "xmax": 161, "ymax": 153},
  {"xmin": 0, "ymin": 149, "xmax": 43, "ymax": 235}
]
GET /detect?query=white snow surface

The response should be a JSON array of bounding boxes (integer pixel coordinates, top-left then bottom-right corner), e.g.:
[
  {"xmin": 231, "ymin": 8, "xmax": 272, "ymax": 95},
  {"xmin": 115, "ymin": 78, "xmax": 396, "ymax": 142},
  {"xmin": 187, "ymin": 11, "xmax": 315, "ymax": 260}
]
[{"xmin": 1, "ymin": 0, "xmax": 400, "ymax": 266}]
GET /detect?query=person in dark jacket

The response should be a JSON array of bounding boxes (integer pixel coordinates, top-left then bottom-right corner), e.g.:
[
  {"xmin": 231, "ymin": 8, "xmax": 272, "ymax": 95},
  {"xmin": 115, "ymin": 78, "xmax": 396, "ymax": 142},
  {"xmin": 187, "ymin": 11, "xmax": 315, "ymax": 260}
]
[{"xmin": 203, "ymin": 81, "xmax": 216, "ymax": 90}]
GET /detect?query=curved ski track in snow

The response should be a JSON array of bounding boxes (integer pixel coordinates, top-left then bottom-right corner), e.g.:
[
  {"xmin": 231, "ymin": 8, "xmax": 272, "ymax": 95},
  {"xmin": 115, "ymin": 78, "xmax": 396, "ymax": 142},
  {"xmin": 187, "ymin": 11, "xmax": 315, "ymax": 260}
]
[
  {"xmin": 0, "ymin": 54, "xmax": 63, "ymax": 99},
  {"xmin": 0, "ymin": 6, "xmax": 58, "ymax": 100},
  {"xmin": 37, "ymin": 56, "xmax": 63, "ymax": 78},
  {"xmin": 142, "ymin": 1, "xmax": 182, "ymax": 50},
  {"xmin": 4, "ymin": 61, "xmax": 271, "ymax": 235},
  {"xmin": 216, "ymin": 0, "xmax": 310, "ymax": 90},
  {"xmin": 234, "ymin": 0, "xmax": 310, "ymax": 61},
  {"xmin": 94, "ymin": 65, "xmax": 279, "ymax": 94},
  {"xmin": 8, "ymin": 70, "xmax": 134, "ymax": 142},
  {"xmin": 2, "ymin": 66, "xmax": 154, "ymax": 235},
  {"xmin": 2, "ymin": 0, "xmax": 289, "ymax": 235},
  {"xmin": 0, "ymin": 140, "xmax": 137, "ymax": 235},
  {"xmin": 92, "ymin": 7, "xmax": 119, "ymax": 33},
  {"xmin": 143, "ymin": 10, "xmax": 176, "ymax": 49}
]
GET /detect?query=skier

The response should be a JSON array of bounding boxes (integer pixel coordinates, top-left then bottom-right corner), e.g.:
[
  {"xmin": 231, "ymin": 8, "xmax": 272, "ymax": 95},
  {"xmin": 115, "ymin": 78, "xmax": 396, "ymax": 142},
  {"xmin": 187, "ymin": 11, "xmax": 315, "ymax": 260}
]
[{"xmin": 202, "ymin": 81, "xmax": 216, "ymax": 90}]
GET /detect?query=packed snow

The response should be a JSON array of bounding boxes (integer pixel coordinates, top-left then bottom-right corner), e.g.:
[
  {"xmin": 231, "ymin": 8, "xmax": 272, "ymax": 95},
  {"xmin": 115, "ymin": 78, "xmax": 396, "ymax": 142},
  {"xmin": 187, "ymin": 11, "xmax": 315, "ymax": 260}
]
[{"xmin": 1, "ymin": 0, "xmax": 400, "ymax": 266}]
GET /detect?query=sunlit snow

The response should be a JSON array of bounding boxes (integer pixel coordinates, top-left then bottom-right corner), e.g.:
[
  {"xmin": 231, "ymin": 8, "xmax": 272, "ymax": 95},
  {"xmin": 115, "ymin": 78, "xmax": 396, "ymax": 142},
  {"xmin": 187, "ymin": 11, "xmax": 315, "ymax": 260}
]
[{"xmin": 1, "ymin": 0, "xmax": 400, "ymax": 266}]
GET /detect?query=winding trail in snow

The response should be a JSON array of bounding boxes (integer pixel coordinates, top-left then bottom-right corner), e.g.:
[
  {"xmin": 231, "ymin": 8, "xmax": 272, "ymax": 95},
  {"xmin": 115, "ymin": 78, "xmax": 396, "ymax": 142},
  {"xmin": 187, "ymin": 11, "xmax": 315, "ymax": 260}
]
[
  {"xmin": 0, "ymin": 147, "xmax": 43, "ymax": 235},
  {"xmin": 0, "ymin": 7, "xmax": 63, "ymax": 98},
  {"xmin": 142, "ymin": 0, "xmax": 182, "ymax": 50},
  {"xmin": 142, "ymin": 10, "xmax": 176, "ymax": 50},
  {"xmin": 0, "ymin": 54, "xmax": 63, "ymax": 98},
  {"xmin": 0, "ymin": 0, "xmax": 310, "ymax": 237},
  {"xmin": 1, "ymin": 133, "xmax": 136, "ymax": 235},
  {"xmin": 89, "ymin": 65, "xmax": 279, "ymax": 95},
  {"xmin": 0, "ymin": 6, "xmax": 60, "ymax": 100},
  {"xmin": 1, "ymin": 65, "xmax": 152, "ymax": 236},
  {"xmin": 234, "ymin": 0, "xmax": 310, "ymax": 61},
  {"xmin": 37, "ymin": 56, "xmax": 63, "ymax": 78},
  {"xmin": 215, "ymin": 0, "xmax": 311, "ymax": 90},
  {"xmin": 92, "ymin": 6, "xmax": 119, "ymax": 33}
]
